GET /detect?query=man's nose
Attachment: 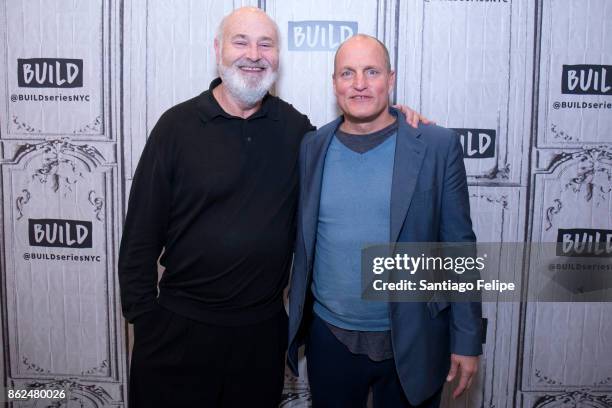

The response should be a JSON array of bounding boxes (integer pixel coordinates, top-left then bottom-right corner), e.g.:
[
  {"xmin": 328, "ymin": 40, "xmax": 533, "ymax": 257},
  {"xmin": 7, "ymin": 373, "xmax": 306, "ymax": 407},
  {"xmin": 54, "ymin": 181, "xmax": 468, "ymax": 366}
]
[
  {"xmin": 352, "ymin": 73, "xmax": 366, "ymax": 90},
  {"xmin": 246, "ymin": 44, "xmax": 261, "ymax": 61}
]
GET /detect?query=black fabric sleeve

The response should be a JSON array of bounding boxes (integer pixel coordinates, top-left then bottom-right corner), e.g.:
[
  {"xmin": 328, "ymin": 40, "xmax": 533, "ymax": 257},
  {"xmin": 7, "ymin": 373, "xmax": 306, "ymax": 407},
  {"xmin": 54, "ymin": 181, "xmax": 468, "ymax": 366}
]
[
  {"xmin": 118, "ymin": 113, "xmax": 174, "ymax": 323},
  {"xmin": 305, "ymin": 117, "xmax": 316, "ymax": 133}
]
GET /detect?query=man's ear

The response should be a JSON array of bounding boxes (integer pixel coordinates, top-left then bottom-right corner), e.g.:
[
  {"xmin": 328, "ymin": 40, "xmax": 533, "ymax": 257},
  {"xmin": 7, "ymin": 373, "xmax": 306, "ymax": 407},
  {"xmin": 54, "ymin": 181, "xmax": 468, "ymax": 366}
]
[
  {"xmin": 214, "ymin": 38, "xmax": 221, "ymax": 63},
  {"xmin": 388, "ymin": 70, "xmax": 396, "ymax": 94}
]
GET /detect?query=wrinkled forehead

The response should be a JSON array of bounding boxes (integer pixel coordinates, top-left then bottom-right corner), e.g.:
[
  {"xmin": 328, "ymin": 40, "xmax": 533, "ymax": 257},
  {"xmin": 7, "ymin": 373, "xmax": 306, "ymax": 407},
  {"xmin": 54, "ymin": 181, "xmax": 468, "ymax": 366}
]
[
  {"xmin": 335, "ymin": 39, "xmax": 389, "ymax": 71},
  {"xmin": 222, "ymin": 11, "xmax": 279, "ymax": 43}
]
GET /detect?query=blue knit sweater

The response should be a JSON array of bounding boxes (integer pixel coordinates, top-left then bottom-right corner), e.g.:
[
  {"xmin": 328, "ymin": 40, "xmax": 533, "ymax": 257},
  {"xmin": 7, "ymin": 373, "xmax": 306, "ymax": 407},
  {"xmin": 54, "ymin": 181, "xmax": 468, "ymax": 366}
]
[{"xmin": 312, "ymin": 132, "xmax": 396, "ymax": 331}]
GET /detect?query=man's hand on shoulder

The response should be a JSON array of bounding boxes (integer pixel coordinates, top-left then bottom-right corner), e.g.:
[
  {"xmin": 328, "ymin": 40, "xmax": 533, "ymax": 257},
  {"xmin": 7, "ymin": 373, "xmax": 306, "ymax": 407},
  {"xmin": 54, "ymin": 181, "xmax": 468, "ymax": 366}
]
[
  {"xmin": 392, "ymin": 104, "xmax": 435, "ymax": 128},
  {"xmin": 446, "ymin": 353, "xmax": 479, "ymax": 399}
]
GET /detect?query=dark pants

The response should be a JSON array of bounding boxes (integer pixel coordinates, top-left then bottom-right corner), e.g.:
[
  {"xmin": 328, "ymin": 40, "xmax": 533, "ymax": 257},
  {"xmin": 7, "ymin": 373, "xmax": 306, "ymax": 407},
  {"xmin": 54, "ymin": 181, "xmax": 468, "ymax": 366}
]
[
  {"xmin": 129, "ymin": 304, "xmax": 288, "ymax": 408},
  {"xmin": 306, "ymin": 315, "xmax": 442, "ymax": 408}
]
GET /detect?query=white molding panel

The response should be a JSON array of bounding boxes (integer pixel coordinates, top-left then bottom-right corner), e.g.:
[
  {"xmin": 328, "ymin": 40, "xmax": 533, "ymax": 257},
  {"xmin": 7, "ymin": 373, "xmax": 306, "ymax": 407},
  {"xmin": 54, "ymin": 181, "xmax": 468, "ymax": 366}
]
[{"xmin": 396, "ymin": 0, "xmax": 535, "ymax": 184}]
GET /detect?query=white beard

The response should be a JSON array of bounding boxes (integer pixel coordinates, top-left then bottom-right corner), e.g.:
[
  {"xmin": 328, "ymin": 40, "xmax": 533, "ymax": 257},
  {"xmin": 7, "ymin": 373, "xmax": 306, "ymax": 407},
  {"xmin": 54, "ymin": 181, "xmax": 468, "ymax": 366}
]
[{"xmin": 218, "ymin": 58, "xmax": 278, "ymax": 107}]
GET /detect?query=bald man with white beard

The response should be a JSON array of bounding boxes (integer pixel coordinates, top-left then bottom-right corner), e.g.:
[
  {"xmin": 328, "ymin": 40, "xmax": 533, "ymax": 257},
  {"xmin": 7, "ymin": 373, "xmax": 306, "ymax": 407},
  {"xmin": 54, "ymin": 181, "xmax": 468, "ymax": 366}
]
[{"xmin": 119, "ymin": 7, "xmax": 428, "ymax": 407}]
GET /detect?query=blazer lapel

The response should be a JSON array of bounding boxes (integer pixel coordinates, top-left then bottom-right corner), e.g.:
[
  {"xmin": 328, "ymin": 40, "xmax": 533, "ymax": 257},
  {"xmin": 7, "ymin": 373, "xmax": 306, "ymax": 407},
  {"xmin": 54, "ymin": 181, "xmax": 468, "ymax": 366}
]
[
  {"xmin": 302, "ymin": 117, "xmax": 342, "ymax": 266},
  {"xmin": 390, "ymin": 116, "xmax": 426, "ymax": 243}
]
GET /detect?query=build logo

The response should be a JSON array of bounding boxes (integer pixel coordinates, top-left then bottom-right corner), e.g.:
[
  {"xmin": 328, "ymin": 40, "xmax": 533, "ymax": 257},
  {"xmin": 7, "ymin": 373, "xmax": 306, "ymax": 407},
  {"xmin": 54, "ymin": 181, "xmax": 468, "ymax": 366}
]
[
  {"xmin": 556, "ymin": 228, "xmax": 612, "ymax": 257},
  {"xmin": 451, "ymin": 128, "xmax": 495, "ymax": 159},
  {"xmin": 288, "ymin": 21, "xmax": 357, "ymax": 51},
  {"xmin": 28, "ymin": 219, "xmax": 92, "ymax": 248},
  {"xmin": 561, "ymin": 65, "xmax": 611, "ymax": 96},
  {"xmin": 17, "ymin": 58, "xmax": 83, "ymax": 88}
]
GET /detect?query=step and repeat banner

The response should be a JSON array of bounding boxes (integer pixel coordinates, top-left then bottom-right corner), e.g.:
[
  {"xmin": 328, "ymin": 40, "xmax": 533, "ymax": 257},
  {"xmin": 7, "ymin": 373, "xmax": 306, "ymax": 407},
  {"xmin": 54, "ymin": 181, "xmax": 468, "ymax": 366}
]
[{"xmin": 0, "ymin": 1, "xmax": 610, "ymax": 407}]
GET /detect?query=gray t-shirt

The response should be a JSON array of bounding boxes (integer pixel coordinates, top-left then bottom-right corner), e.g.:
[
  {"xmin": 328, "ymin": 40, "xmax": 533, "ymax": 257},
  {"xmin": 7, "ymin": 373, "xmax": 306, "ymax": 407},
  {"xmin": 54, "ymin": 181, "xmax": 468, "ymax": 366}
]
[{"xmin": 335, "ymin": 120, "xmax": 398, "ymax": 153}]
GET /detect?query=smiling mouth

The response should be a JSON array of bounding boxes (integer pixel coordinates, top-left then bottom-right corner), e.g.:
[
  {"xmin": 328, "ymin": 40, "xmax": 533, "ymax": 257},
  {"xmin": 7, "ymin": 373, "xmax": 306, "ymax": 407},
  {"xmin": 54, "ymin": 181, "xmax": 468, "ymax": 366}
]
[
  {"xmin": 350, "ymin": 95, "xmax": 372, "ymax": 101},
  {"xmin": 239, "ymin": 66, "xmax": 266, "ymax": 72}
]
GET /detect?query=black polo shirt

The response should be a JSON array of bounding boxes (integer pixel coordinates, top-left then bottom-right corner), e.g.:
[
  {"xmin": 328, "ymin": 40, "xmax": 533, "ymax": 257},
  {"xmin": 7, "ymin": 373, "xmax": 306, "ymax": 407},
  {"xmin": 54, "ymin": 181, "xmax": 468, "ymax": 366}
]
[{"xmin": 119, "ymin": 78, "xmax": 314, "ymax": 325}]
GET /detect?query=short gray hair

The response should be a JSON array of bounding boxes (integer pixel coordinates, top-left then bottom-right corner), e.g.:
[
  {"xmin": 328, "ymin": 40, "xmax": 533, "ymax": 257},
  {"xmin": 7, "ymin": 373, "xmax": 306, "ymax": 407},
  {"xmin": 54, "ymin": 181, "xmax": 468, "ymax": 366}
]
[{"xmin": 334, "ymin": 34, "xmax": 391, "ymax": 73}]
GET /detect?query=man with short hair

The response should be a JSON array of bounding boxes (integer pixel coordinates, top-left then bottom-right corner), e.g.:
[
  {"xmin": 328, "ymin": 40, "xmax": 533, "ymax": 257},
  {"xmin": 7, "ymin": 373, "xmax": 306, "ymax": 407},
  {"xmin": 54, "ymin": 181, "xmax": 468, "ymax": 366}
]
[
  {"xmin": 287, "ymin": 34, "xmax": 482, "ymax": 407},
  {"xmin": 119, "ymin": 8, "xmax": 427, "ymax": 408}
]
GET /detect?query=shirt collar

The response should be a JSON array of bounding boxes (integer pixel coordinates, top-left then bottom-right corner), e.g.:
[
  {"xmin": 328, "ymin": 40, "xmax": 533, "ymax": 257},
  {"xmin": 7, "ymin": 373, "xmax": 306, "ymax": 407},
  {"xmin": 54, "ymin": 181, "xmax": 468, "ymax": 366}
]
[{"xmin": 196, "ymin": 77, "xmax": 280, "ymax": 122}]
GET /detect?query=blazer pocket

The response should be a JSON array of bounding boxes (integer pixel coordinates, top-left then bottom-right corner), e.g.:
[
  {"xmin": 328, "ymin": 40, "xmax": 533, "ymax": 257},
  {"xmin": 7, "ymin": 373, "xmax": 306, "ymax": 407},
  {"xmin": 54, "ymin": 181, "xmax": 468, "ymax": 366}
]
[
  {"xmin": 410, "ymin": 185, "xmax": 437, "ymax": 204},
  {"xmin": 427, "ymin": 301, "xmax": 450, "ymax": 318},
  {"xmin": 412, "ymin": 183, "xmax": 438, "ymax": 195},
  {"xmin": 408, "ymin": 188, "xmax": 437, "ymax": 217}
]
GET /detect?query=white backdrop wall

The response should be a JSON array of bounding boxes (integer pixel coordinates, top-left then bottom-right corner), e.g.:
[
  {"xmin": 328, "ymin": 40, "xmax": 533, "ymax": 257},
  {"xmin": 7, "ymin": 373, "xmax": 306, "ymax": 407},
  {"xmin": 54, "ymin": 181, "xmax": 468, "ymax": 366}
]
[{"xmin": 0, "ymin": 1, "xmax": 610, "ymax": 407}]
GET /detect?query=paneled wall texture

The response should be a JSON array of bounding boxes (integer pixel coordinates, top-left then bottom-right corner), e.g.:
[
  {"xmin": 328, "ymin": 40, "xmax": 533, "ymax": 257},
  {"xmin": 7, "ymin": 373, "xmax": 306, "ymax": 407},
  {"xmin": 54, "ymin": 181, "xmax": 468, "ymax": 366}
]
[{"xmin": 0, "ymin": 1, "xmax": 610, "ymax": 407}]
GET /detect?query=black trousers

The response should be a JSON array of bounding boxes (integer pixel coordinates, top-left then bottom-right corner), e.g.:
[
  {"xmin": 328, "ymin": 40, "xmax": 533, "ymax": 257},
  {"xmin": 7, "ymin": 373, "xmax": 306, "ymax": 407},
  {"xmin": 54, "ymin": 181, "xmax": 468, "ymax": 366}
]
[
  {"xmin": 306, "ymin": 315, "xmax": 442, "ymax": 408},
  {"xmin": 129, "ymin": 304, "xmax": 288, "ymax": 408}
]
